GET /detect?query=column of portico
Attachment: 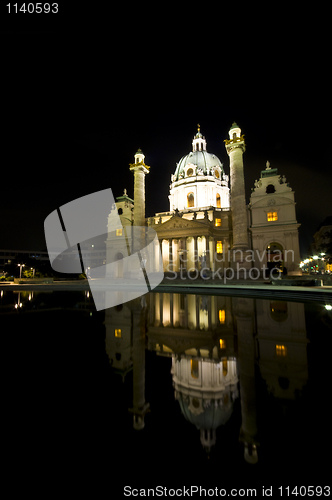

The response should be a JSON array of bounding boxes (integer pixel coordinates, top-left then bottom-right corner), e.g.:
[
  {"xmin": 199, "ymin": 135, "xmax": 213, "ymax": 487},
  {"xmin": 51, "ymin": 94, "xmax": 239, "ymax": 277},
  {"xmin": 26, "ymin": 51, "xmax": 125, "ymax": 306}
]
[
  {"xmin": 173, "ymin": 239, "xmax": 178, "ymax": 271},
  {"xmin": 181, "ymin": 237, "xmax": 187, "ymax": 271},
  {"xmin": 213, "ymin": 238, "xmax": 220, "ymax": 274},
  {"xmin": 169, "ymin": 238, "xmax": 173, "ymax": 272},
  {"xmin": 194, "ymin": 236, "xmax": 198, "ymax": 271},
  {"xmin": 205, "ymin": 236, "xmax": 211, "ymax": 269}
]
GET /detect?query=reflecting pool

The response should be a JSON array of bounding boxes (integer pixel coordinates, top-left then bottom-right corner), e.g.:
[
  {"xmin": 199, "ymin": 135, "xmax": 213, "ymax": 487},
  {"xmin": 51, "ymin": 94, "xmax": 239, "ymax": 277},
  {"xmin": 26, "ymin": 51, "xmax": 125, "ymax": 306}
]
[{"xmin": 1, "ymin": 289, "xmax": 331, "ymax": 492}]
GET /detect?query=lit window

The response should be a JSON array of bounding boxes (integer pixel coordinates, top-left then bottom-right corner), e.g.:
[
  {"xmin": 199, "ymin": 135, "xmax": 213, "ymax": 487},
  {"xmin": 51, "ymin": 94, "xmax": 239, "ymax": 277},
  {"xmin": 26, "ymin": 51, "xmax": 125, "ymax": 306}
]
[
  {"xmin": 222, "ymin": 359, "xmax": 228, "ymax": 376},
  {"xmin": 114, "ymin": 329, "xmax": 122, "ymax": 338},
  {"xmin": 190, "ymin": 359, "xmax": 199, "ymax": 379},
  {"xmin": 216, "ymin": 241, "xmax": 223, "ymax": 253},
  {"xmin": 187, "ymin": 168, "xmax": 193, "ymax": 177},
  {"xmin": 215, "ymin": 218, "xmax": 222, "ymax": 227},
  {"xmin": 276, "ymin": 344, "xmax": 287, "ymax": 356},
  {"xmin": 267, "ymin": 212, "xmax": 278, "ymax": 221},
  {"xmin": 216, "ymin": 193, "xmax": 221, "ymax": 208},
  {"xmin": 116, "ymin": 228, "xmax": 123, "ymax": 236},
  {"xmin": 187, "ymin": 192, "xmax": 194, "ymax": 208},
  {"xmin": 220, "ymin": 338, "xmax": 226, "ymax": 348},
  {"xmin": 219, "ymin": 310, "xmax": 225, "ymax": 324}
]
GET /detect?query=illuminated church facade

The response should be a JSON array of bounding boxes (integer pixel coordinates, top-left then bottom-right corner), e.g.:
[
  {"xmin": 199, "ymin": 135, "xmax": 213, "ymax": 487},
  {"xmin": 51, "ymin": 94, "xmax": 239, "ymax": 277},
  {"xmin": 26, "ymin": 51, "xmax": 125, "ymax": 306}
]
[{"xmin": 111, "ymin": 123, "xmax": 301, "ymax": 277}]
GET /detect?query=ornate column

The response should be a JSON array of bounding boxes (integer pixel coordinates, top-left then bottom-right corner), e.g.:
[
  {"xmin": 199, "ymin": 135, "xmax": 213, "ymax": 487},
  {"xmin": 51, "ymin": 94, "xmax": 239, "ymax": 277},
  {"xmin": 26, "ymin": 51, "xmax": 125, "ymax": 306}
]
[
  {"xmin": 224, "ymin": 123, "xmax": 251, "ymax": 275},
  {"xmin": 224, "ymin": 124, "xmax": 248, "ymax": 251},
  {"xmin": 129, "ymin": 149, "xmax": 150, "ymax": 253}
]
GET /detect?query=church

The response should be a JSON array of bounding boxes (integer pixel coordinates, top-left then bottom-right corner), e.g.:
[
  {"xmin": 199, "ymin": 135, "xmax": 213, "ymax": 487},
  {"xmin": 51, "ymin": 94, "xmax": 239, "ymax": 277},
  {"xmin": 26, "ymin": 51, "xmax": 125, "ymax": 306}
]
[{"xmin": 110, "ymin": 123, "xmax": 301, "ymax": 278}]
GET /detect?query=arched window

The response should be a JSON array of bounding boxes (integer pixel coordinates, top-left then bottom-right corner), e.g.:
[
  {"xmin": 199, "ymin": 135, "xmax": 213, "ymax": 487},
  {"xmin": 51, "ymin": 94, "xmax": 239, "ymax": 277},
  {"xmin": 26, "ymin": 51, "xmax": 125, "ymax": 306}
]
[
  {"xmin": 216, "ymin": 193, "xmax": 221, "ymax": 208},
  {"xmin": 187, "ymin": 192, "xmax": 194, "ymax": 208},
  {"xmin": 266, "ymin": 184, "xmax": 275, "ymax": 193}
]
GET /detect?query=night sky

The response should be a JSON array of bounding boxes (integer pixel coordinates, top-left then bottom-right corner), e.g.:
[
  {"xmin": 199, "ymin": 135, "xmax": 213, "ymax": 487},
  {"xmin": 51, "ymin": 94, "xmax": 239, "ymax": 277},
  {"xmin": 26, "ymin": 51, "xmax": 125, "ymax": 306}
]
[{"xmin": 1, "ymin": 20, "xmax": 331, "ymax": 257}]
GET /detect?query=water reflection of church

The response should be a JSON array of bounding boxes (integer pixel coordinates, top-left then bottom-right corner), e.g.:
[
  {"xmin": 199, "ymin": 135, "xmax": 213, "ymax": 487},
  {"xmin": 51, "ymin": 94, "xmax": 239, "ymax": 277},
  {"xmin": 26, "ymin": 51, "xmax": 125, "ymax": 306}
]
[{"xmin": 104, "ymin": 291, "xmax": 308, "ymax": 464}]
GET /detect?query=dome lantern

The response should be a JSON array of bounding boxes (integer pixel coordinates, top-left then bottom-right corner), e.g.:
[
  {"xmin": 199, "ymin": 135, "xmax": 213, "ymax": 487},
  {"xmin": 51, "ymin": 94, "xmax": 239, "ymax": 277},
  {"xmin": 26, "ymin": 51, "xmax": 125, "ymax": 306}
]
[{"xmin": 192, "ymin": 124, "xmax": 207, "ymax": 152}]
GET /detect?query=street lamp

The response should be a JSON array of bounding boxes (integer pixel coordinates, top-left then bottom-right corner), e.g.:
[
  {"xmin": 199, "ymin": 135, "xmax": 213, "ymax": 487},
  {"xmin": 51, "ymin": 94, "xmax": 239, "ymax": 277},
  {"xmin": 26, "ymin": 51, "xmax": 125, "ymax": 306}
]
[{"xmin": 18, "ymin": 264, "xmax": 25, "ymax": 278}]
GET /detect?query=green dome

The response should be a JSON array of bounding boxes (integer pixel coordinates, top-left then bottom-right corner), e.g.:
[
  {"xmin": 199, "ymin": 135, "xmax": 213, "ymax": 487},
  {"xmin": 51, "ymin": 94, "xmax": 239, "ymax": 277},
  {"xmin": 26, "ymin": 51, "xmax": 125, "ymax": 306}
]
[{"xmin": 174, "ymin": 150, "xmax": 223, "ymax": 181}]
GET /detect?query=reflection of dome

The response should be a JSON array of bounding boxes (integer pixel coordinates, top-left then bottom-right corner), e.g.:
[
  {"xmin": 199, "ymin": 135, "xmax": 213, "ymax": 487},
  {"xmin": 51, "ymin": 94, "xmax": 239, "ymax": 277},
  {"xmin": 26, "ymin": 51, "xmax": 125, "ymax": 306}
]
[
  {"xmin": 172, "ymin": 356, "xmax": 239, "ymax": 452},
  {"xmin": 174, "ymin": 150, "xmax": 224, "ymax": 181},
  {"xmin": 177, "ymin": 392, "xmax": 233, "ymax": 430}
]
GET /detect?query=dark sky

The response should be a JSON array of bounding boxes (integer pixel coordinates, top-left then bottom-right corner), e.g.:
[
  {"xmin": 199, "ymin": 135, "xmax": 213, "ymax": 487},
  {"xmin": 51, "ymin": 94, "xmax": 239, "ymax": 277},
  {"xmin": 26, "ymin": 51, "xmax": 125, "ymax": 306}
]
[{"xmin": 1, "ymin": 21, "xmax": 331, "ymax": 256}]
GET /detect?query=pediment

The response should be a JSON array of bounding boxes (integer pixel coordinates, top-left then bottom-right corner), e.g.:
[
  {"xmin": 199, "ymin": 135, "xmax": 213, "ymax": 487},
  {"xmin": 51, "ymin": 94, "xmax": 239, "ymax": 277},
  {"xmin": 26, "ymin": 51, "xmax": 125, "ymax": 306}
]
[
  {"xmin": 250, "ymin": 196, "xmax": 294, "ymax": 209},
  {"xmin": 155, "ymin": 215, "xmax": 209, "ymax": 233}
]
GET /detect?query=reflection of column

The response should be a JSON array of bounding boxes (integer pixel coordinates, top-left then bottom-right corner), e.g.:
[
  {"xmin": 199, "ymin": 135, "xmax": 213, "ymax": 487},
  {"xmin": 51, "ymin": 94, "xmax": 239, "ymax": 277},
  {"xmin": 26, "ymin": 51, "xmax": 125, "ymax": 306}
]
[
  {"xmin": 196, "ymin": 295, "xmax": 200, "ymax": 329},
  {"xmin": 184, "ymin": 294, "xmax": 188, "ymax": 329},
  {"xmin": 159, "ymin": 293, "xmax": 163, "ymax": 327},
  {"xmin": 170, "ymin": 293, "xmax": 174, "ymax": 327},
  {"xmin": 128, "ymin": 299, "xmax": 150, "ymax": 430},
  {"xmin": 234, "ymin": 298, "xmax": 259, "ymax": 463}
]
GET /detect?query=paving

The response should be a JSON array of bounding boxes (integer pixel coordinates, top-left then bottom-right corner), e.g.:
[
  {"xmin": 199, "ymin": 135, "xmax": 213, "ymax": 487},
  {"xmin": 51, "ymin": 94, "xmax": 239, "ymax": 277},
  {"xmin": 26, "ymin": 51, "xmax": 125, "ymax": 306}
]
[{"xmin": 1, "ymin": 277, "xmax": 331, "ymax": 304}]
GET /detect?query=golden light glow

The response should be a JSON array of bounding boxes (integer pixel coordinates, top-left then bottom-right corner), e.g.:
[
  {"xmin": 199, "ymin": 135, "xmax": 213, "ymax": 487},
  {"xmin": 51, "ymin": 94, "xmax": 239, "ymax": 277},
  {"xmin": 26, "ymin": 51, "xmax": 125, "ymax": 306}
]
[
  {"xmin": 276, "ymin": 344, "xmax": 287, "ymax": 356},
  {"xmin": 116, "ymin": 228, "xmax": 123, "ymax": 236},
  {"xmin": 219, "ymin": 338, "xmax": 226, "ymax": 348},
  {"xmin": 267, "ymin": 211, "xmax": 278, "ymax": 221},
  {"xmin": 216, "ymin": 241, "xmax": 223, "ymax": 253},
  {"xmin": 216, "ymin": 193, "xmax": 221, "ymax": 207},
  {"xmin": 219, "ymin": 309, "xmax": 225, "ymax": 324},
  {"xmin": 223, "ymin": 359, "xmax": 228, "ymax": 376},
  {"xmin": 187, "ymin": 192, "xmax": 194, "ymax": 208},
  {"xmin": 114, "ymin": 329, "xmax": 122, "ymax": 338},
  {"xmin": 190, "ymin": 359, "xmax": 199, "ymax": 379},
  {"xmin": 215, "ymin": 218, "xmax": 222, "ymax": 227}
]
